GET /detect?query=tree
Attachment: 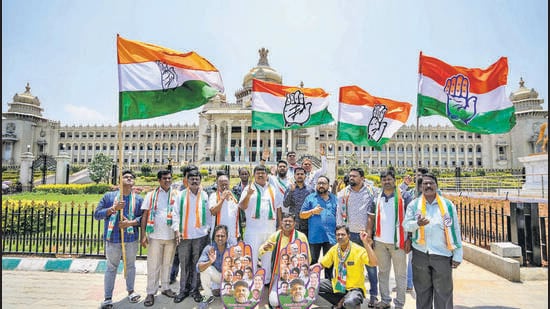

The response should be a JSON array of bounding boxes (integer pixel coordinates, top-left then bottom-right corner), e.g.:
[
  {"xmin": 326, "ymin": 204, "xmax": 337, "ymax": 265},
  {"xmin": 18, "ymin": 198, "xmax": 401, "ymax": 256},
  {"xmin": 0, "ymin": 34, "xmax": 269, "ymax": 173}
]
[
  {"xmin": 141, "ymin": 164, "xmax": 152, "ymax": 177},
  {"xmin": 89, "ymin": 153, "xmax": 114, "ymax": 184}
]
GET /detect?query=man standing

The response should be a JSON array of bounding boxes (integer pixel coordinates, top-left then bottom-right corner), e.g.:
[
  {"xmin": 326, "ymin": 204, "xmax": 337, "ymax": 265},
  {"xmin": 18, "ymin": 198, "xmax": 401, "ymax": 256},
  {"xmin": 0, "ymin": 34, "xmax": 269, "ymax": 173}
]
[
  {"xmin": 336, "ymin": 167, "xmax": 379, "ymax": 307},
  {"xmin": 300, "ymin": 175, "xmax": 337, "ymax": 280},
  {"xmin": 286, "ymin": 151, "xmax": 300, "ymax": 178},
  {"xmin": 173, "ymin": 169, "xmax": 212, "ymax": 303},
  {"xmin": 232, "ymin": 167, "xmax": 250, "ymax": 240},
  {"xmin": 196, "ymin": 225, "xmax": 231, "ymax": 306},
  {"xmin": 283, "ymin": 167, "xmax": 313, "ymax": 236},
  {"xmin": 239, "ymin": 165, "xmax": 281, "ymax": 285},
  {"xmin": 140, "ymin": 170, "xmax": 178, "ymax": 306},
  {"xmin": 366, "ymin": 168, "xmax": 413, "ymax": 309},
  {"xmin": 94, "ymin": 170, "xmax": 143, "ymax": 309},
  {"xmin": 171, "ymin": 164, "xmax": 199, "ymax": 284},
  {"xmin": 317, "ymin": 225, "xmax": 378, "ymax": 309},
  {"xmin": 209, "ymin": 174, "xmax": 240, "ymax": 245},
  {"xmin": 268, "ymin": 160, "xmax": 292, "ymax": 227},
  {"xmin": 302, "ymin": 146, "xmax": 327, "ymax": 191},
  {"xmin": 403, "ymin": 173, "xmax": 463, "ymax": 309},
  {"xmin": 258, "ymin": 213, "xmax": 309, "ymax": 307}
]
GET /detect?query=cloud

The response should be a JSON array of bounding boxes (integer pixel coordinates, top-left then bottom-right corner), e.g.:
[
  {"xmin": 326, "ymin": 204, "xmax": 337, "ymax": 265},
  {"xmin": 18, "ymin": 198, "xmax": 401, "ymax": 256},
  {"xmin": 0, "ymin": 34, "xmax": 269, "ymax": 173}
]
[{"xmin": 63, "ymin": 104, "xmax": 110, "ymax": 123}]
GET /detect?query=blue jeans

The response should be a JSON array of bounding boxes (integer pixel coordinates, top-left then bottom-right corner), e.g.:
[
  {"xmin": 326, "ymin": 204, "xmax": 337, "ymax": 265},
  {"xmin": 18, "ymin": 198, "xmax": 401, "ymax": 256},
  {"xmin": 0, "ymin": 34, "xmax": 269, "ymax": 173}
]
[
  {"xmin": 104, "ymin": 240, "xmax": 139, "ymax": 299},
  {"xmin": 407, "ymin": 252, "xmax": 414, "ymax": 289},
  {"xmin": 349, "ymin": 232, "xmax": 378, "ymax": 299}
]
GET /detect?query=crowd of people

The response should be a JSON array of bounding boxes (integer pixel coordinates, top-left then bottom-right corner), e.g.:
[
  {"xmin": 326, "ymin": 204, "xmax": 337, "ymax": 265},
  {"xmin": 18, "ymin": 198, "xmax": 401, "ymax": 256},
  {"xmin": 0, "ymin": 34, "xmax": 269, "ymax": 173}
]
[{"xmin": 94, "ymin": 149, "xmax": 463, "ymax": 309}]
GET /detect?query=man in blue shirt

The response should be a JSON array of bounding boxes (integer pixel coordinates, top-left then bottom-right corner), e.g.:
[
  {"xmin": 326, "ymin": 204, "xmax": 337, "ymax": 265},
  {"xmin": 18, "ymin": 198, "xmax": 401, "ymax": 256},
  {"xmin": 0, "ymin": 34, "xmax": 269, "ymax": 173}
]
[
  {"xmin": 300, "ymin": 175, "xmax": 337, "ymax": 280},
  {"xmin": 196, "ymin": 224, "xmax": 232, "ymax": 306},
  {"xmin": 94, "ymin": 170, "xmax": 144, "ymax": 309}
]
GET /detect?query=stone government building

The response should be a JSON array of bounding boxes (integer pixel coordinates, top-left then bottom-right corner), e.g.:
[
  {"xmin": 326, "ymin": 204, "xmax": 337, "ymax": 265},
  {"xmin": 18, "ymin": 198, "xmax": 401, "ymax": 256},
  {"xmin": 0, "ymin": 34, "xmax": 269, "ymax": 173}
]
[{"xmin": 2, "ymin": 48, "xmax": 548, "ymax": 179}]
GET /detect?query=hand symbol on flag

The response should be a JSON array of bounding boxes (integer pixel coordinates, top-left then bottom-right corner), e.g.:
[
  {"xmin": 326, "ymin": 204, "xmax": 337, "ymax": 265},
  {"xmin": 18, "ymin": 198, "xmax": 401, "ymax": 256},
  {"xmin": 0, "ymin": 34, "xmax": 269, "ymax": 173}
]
[
  {"xmin": 283, "ymin": 90, "xmax": 312, "ymax": 127},
  {"xmin": 368, "ymin": 104, "xmax": 388, "ymax": 142},
  {"xmin": 156, "ymin": 61, "xmax": 178, "ymax": 91},
  {"xmin": 444, "ymin": 74, "xmax": 477, "ymax": 124}
]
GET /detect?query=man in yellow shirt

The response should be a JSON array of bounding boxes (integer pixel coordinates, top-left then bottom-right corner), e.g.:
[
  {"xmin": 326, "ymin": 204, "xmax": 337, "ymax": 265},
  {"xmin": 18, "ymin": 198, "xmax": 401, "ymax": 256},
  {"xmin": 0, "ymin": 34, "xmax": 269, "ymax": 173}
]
[{"xmin": 317, "ymin": 225, "xmax": 378, "ymax": 309}]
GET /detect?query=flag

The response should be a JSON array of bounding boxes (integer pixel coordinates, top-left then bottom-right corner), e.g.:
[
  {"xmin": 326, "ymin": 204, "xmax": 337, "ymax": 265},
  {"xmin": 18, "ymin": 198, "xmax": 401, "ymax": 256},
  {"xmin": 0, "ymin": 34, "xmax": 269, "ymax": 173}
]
[
  {"xmin": 417, "ymin": 52, "xmax": 516, "ymax": 134},
  {"xmin": 117, "ymin": 35, "xmax": 224, "ymax": 122},
  {"xmin": 251, "ymin": 79, "xmax": 334, "ymax": 130},
  {"xmin": 337, "ymin": 86, "xmax": 411, "ymax": 150}
]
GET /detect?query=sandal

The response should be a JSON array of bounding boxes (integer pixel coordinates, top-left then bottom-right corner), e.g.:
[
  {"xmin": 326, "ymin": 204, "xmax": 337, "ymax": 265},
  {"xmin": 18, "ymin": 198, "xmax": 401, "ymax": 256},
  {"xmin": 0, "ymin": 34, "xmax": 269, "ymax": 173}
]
[
  {"xmin": 101, "ymin": 299, "xmax": 113, "ymax": 309},
  {"xmin": 128, "ymin": 292, "xmax": 141, "ymax": 303}
]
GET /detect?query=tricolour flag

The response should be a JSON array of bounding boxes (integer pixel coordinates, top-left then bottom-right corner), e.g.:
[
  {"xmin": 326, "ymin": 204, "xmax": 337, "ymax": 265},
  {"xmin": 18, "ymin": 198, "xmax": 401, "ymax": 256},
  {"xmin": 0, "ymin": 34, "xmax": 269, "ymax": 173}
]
[
  {"xmin": 337, "ymin": 86, "xmax": 411, "ymax": 150},
  {"xmin": 251, "ymin": 79, "xmax": 334, "ymax": 130},
  {"xmin": 117, "ymin": 35, "xmax": 224, "ymax": 122},
  {"xmin": 417, "ymin": 52, "xmax": 516, "ymax": 134}
]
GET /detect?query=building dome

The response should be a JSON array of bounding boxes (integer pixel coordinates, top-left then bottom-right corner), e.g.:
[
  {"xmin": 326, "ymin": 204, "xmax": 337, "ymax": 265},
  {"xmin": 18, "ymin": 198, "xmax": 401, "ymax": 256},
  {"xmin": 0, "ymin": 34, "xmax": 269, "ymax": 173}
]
[
  {"xmin": 242, "ymin": 47, "xmax": 282, "ymax": 88},
  {"xmin": 509, "ymin": 77, "xmax": 539, "ymax": 101},
  {"xmin": 12, "ymin": 82, "xmax": 41, "ymax": 106}
]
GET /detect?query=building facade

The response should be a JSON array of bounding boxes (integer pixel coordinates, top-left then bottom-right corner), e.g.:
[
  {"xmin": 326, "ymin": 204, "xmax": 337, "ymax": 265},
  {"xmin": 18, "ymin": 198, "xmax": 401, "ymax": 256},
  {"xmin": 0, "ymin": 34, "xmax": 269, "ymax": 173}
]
[{"xmin": 2, "ymin": 49, "xmax": 547, "ymax": 175}]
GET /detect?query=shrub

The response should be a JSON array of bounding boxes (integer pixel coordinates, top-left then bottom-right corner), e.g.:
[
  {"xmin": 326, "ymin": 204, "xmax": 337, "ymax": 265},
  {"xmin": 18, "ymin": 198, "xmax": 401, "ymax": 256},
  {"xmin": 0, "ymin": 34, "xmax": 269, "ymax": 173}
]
[{"xmin": 2, "ymin": 200, "xmax": 58, "ymax": 234}]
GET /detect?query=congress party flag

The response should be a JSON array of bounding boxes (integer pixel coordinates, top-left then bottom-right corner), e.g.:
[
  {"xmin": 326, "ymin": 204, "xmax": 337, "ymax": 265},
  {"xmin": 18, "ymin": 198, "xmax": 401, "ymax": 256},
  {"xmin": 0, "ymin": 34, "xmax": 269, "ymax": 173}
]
[
  {"xmin": 417, "ymin": 52, "xmax": 516, "ymax": 134},
  {"xmin": 337, "ymin": 85, "xmax": 411, "ymax": 150},
  {"xmin": 251, "ymin": 79, "xmax": 335, "ymax": 130},
  {"xmin": 117, "ymin": 35, "xmax": 224, "ymax": 122}
]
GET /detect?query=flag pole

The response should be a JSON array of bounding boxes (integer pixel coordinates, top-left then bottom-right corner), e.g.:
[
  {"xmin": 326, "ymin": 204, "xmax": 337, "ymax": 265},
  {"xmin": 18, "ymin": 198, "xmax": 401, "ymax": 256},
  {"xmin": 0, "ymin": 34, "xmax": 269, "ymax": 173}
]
[
  {"xmin": 117, "ymin": 122, "xmax": 128, "ymax": 279},
  {"xmin": 415, "ymin": 51, "xmax": 422, "ymax": 173},
  {"xmin": 116, "ymin": 34, "xmax": 127, "ymax": 278}
]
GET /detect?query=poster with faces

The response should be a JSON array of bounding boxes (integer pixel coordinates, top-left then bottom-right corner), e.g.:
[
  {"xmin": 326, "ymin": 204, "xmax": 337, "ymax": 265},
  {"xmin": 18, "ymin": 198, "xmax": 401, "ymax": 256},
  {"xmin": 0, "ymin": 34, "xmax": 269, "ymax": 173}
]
[
  {"xmin": 276, "ymin": 239, "xmax": 321, "ymax": 309},
  {"xmin": 222, "ymin": 241, "xmax": 265, "ymax": 309}
]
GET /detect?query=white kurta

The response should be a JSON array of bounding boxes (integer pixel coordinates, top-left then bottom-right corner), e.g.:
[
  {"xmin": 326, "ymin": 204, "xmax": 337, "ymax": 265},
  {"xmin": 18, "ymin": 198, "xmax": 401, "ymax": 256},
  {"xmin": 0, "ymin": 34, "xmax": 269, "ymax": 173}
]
[{"xmin": 239, "ymin": 182, "xmax": 281, "ymax": 283}]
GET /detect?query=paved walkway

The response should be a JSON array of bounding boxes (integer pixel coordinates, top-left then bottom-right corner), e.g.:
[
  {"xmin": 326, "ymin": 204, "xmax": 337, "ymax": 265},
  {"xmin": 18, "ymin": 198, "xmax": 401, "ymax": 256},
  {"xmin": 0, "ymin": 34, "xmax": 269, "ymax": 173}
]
[{"xmin": 2, "ymin": 257, "xmax": 547, "ymax": 309}]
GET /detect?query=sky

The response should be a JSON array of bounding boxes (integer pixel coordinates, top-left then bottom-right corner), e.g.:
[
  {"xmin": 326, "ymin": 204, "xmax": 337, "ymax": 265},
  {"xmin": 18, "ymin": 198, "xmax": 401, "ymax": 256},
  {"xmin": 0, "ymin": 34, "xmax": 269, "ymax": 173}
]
[{"xmin": 2, "ymin": 0, "xmax": 548, "ymax": 127}]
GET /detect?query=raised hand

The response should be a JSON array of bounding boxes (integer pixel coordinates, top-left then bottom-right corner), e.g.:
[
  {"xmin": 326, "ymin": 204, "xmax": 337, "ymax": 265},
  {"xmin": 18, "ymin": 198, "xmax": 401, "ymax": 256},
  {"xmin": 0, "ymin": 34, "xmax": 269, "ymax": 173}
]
[
  {"xmin": 444, "ymin": 74, "xmax": 477, "ymax": 124},
  {"xmin": 283, "ymin": 90, "xmax": 312, "ymax": 126},
  {"xmin": 368, "ymin": 104, "xmax": 388, "ymax": 142},
  {"xmin": 262, "ymin": 148, "xmax": 271, "ymax": 161}
]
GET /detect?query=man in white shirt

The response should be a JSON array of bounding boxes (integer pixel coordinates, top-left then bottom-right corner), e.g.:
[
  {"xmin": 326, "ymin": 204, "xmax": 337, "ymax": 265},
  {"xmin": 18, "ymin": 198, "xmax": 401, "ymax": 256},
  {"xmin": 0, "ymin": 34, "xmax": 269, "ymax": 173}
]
[
  {"xmin": 140, "ymin": 170, "xmax": 178, "ymax": 306},
  {"xmin": 209, "ymin": 174, "xmax": 240, "ymax": 244}
]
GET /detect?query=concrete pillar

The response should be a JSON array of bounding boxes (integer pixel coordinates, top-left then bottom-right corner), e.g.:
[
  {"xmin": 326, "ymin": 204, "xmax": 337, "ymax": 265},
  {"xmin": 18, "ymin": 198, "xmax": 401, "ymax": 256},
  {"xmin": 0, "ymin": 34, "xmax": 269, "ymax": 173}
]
[
  {"xmin": 226, "ymin": 122, "xmax": 232, "ymax": 162},
  {"xmin": 20, "ymin": 151, "xmax": 34, "ymax": 192},
  {"xmin": 270, "ymin": 130, "xmax": 275, "ymax": 161},
  {"xmin": 56, "ymin": 152, "xmax": 71, "ymax": 184}
]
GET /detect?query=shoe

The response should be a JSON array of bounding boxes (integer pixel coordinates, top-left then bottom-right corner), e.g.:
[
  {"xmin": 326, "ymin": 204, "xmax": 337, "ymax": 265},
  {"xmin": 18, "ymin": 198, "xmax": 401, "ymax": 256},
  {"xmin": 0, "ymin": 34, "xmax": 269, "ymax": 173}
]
[
  {"xmin": 174, "ymin": 292, "xmax": 189, "ymax": 303},
  {"xmin": 144, "ymin": 294, "xmax": 154, "ymax": 307},
  {"xmin": 367, "ymin": 296, "xmax": 378, "ymax": 308},
  {"xmin": 100, "ymin": 299, "xmax": 113, "ymax": 309},
  {"xmin": 128, "ymin": 292, "xmax": 141, "ymax": 303},
  {"xmin": 200, "ymin": 295, "xmax": 215, "ymax": 304},
  {"xmin": 374, "ymin": 301, "xmax": 391, "ymax": 309},
  {"xmin": 162, "ymin": 289, "xmax": 177, "ymax": 298},
  {"xmin": 193, "ymin": 293, "xmax": 204, "ymax": 303}
]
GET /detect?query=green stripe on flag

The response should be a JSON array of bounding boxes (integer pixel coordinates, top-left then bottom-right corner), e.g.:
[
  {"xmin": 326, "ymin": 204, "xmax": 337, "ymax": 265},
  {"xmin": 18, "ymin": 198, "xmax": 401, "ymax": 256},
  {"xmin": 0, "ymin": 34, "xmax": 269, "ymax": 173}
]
[
  {"xmin": 337, "ymin": 122, "xmax": 389, "ymax": 150},
  {"xmin": 119, "ymin": 80, "xmax": 218, "ymax": 122},
  {"xmin": 417, "ymin": 94, "xmax": 516, "ymax": 134},
  {"xmin": 252, "ymin": 109, "xmax": 334, "ymax": 130}
]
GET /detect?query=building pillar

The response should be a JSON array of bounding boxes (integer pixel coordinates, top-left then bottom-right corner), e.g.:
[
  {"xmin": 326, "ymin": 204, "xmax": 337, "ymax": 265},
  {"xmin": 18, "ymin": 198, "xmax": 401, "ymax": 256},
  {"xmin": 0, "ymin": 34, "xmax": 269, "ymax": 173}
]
[
  {"xmin": 288, "ymin": 130, "xmax": 293, "ymax": 152},
  {"xmin": 240, "ymin": 120, "xmax": 246, "ymax": 162},
  {"xmin": 215, "ymin": 123, "xmax": 221, "ymax": 162},
  {"xmin": 270, "ymin": 130, "xmax": 275, "ymax": 161},
  {"xmin": 282, "ymin": 130, "xmax": 286, "ymax": 157},
  {"xmin": 256, "ymin": 130, "xmax": 261, "ymax": 162},
  {"xmin": 227, "ymin": 122, "xmax": 232, "ymax": 162}
]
